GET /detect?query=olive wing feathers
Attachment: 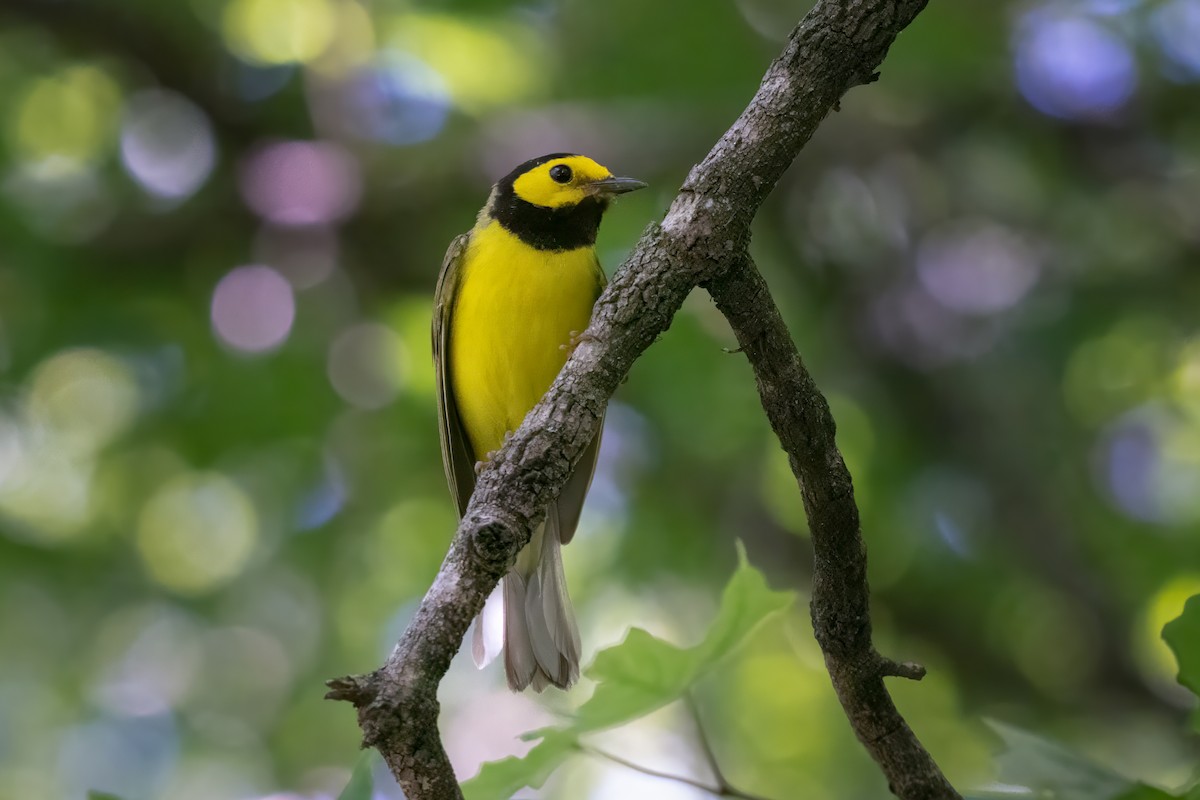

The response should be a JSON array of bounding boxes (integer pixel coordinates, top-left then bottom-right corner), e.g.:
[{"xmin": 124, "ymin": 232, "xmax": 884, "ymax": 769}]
[{"xmin": 432, "ymin": 232, "xmax": 476, "ymax": 516}]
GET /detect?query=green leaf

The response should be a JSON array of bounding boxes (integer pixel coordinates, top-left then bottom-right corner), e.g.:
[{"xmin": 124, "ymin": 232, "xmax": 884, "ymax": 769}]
[
  {"xmin": 1114, "ymin": 785, "xmax": 1184, "ymax": 800},
  {"xmin": 981, "ymin": 722, "xmax": 1193, "ymax": 800},
  {"xmin": 571, "ymin": 541, "xmax": 795, "ymax": 734},
  {"xmin": 460, "ymin": 545, "xmax": 794, "ymax": 799},
  {"xmin": 87, "ymin": 793, "xmax": 127, "ymax": 800},
  {"xmin": 461, "ymin": 730, "xmax": 577, "ymax": 800},
  {"xmin": 1162, "ymin": 594, "xmax": 1200, "ymax": 721},
  {"xmin": 337, "ymin": 750, "xmax": 377, "ymax": 800},
  {"xmin": 987, "ymin": 720, "xmax": 1133, "ymax": 800}
]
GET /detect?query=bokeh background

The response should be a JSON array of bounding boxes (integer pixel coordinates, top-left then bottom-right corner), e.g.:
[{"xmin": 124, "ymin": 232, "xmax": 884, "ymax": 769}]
[{"xmin": 1, "ymin": 0, "xmax": 1198, "ymax": 798}]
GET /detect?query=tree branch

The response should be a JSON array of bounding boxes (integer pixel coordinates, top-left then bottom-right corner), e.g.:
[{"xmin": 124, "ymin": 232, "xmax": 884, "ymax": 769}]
[
  {"xmin": 705, "ymin": 255, "xmax": 958, "ymax": 799},
  {"xmin": 327, "ymin": 1, "xmax": 950, "ymax": 798}
]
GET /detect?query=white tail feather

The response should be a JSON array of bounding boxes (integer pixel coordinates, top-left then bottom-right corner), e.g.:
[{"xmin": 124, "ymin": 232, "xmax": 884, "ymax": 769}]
[
  {"xmin": 499, "ymin": 517, "xmax": 581, "ymax": 691},
  {"xmin": 472, "ymin": 586, "xmax": 505, "ymax": 669}
]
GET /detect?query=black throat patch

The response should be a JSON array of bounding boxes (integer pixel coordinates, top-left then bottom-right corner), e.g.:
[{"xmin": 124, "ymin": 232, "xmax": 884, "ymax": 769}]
[{"xmin": 488, "ymin": 156, "xmax": 608, "ymax": 251}]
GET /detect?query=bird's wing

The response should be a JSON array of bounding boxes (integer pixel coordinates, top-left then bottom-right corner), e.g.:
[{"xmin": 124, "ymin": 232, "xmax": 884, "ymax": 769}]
[
  {"xmin": 552, "ymin": 425, "xmax": 602, "ymax": 545},
  {"xmin": 552, "ymin": 253, "xmax": 608, "ymax": 545},
  {"xmin": 432, "ymin": 232, "xmax": 476, "ymax": 517}
]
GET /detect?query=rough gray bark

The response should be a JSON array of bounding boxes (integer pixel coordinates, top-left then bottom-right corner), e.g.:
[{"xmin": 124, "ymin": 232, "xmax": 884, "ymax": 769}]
[
  {"xmin": 707, "ymin": 259, "xmax": 959, "ymax": 799},
  {"xmin": 327, "ymin": 1, "xmax": 959, "ymax": 798}
]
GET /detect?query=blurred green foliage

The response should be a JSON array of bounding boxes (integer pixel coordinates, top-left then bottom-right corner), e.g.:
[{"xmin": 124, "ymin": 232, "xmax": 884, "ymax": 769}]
[
  {"xmin": 0, "ymin": 0, "xmax": 1199, "ymax": 798},
  {"xmin": 1164, "ymin": 596, "xmax": 1200, "ymax": 732},
  {"xmin": 463, "ymin": 547, "xmax": 793, "ymax": 799}
]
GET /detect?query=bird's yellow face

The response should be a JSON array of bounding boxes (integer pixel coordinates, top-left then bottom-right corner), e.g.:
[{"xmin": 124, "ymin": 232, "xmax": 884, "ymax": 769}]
[
  {"xmin": 511, "ymin": 155, "xmax": 632, "ymax": 209},
  {"xmin": 487, "ymin": 153, "xmax": 645, "ymax": 251}
]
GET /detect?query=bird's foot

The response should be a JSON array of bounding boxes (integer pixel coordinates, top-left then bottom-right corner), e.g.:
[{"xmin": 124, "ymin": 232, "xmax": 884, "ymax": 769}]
[
  {"xmin": 474, "ymin": 433, "xmax": 514, "ymax": 475},
  {"xmin": 560, "ymin": 330, "xmax": 597, "ymax": 354}
]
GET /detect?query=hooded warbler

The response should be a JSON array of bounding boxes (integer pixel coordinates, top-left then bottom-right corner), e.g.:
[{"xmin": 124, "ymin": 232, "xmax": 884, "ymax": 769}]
[{"xmin": 432, "ymin": 153, "xmax": 646, "ymax": 691}]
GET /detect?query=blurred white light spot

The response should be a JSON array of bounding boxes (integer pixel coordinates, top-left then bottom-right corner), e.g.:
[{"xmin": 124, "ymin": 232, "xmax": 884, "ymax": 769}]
[
  {"xmin": 211, "ymin": 265, "xmax": 295, "ymax": 353},
  {"xmin": 137, "ymin": 472, "xmax": 259, "ymax": 593},
  {"xmin": 327, "ymin": 323, "xmax": 406, "ymax": 409},
  {"xmin": 58, "ymin": 714, "xmax": 177, "ymax": 800},
  {"xmin": 916, "ymin": 220, "xmax": 1039, "ymax": 315},
  {"xmin": 1015, "ymin": 13, "xmax": 1137, "ymax": 120},
  {"xmin": 120, "ymin": 90, "xmax": 216, "ymax": 201},
  {"xmin": 1152, "ymin": 0, "xmax": 1200, "ymax": 80},
  {"xmin": 239, "ymin": 140, "xmax": 361, "ymax": 226},
  {"xmin": 254, "ymin": 224, "xmax": 338, "ymax": 289},
  {"xmin": 92, "ymin": 605, "xmax": 201, "ymax": 717}
]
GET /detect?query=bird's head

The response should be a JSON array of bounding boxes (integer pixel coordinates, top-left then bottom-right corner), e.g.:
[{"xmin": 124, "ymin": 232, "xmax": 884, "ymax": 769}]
[
  {"xmin": 505, "ymin": 154, "xmax": 646, "ymax": 209},
  {"xmin": 487, "ymin": 153, "xmax": 646, "ymax": 251}
]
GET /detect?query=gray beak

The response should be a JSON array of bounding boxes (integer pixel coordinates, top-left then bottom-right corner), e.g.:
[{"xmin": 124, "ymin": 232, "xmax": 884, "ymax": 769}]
[{"xmin": 588, "ymin": 176, "xmax": 648, "ymax": 196}]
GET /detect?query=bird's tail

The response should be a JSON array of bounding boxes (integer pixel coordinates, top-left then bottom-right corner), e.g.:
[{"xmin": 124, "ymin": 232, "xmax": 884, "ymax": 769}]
[{"xmin": 471, "ymin": 509, "xmax": 581, "ymax": 692}]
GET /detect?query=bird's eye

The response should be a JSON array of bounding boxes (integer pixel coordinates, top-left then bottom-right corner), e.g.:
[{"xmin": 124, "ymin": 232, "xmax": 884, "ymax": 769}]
[{"xmin": 549, "ymin": 164, "xmax": 572, "ymax": 184}]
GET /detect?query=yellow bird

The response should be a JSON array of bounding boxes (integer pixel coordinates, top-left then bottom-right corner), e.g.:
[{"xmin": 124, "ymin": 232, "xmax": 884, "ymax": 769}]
[{"xmin": 432, "ymin": 154, "xmax": 645, "ymax": 691}]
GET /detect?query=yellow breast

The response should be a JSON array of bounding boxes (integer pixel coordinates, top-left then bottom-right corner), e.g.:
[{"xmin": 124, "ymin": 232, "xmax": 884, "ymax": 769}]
[{"xmin": 449, "ymin": 220, "xmax": 604, "ymax": 460}]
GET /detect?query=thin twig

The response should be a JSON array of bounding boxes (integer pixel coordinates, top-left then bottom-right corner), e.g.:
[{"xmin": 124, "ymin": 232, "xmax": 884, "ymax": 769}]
[
  {"xmin": 580, "ymin": 744, "xmax": 775, "ymax": 800},
  {"xmin": 685, "ymin": 691, "xmax": 733, "ymax": 792}
]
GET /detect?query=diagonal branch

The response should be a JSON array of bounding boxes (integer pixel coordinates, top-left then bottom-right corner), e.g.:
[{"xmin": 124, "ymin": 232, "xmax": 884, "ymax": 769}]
[{"xmin": 327, "ymin": 1, "xmax": 947, "ymax": 798}]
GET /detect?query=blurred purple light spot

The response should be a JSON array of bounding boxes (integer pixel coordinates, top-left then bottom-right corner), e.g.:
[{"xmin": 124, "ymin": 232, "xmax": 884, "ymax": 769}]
[
  {"xmin": 240, "ymin": 140, "xmax": 361, "ymax": 226},
  {"xmin": 346, "ymin": 53, "xmax": 450, "ymax": 146},
  {"xmin": 1015, "ymin": 13, "xmax": 1137, "ymax": 120},
  {"xmin": 211, "ymin": 265, "xmax": 295, "ymax": 354},
  {"xmin": 1098, "ymin": 414, "xmax": 1163, "ymax": 523},
  {"xmin": 917, "ymin": 220, "xmax": 1039, "ymax": 315},
  {"xmin": 120, "ymin": 90, "xmax": 216, "ymax": 201},
  {"xmin": 1084, "ymin": 0, "xmax": 1142, "ymax": 14},
  {"xmin": 1152, "ymin": 0, "xmax": 1200, "ymax": 80}
]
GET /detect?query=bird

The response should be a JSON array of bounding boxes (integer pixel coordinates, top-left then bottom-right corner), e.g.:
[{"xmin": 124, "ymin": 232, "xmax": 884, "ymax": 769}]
[{"xmin": 432, "ymin": 153, "xmax": 646, "ymax": 691}]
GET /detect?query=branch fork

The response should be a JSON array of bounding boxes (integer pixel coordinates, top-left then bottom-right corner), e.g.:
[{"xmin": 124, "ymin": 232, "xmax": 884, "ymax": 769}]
[{"xmin": 329, "ymin": 2, "xmax": 957, "ymax": 798}]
